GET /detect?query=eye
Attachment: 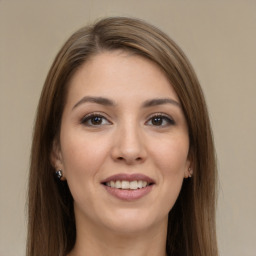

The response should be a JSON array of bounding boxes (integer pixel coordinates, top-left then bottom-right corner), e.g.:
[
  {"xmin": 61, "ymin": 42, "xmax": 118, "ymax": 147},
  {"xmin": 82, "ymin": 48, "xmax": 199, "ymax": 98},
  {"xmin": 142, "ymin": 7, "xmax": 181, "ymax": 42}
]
[
  {"xmin": 146, "ymin": 114, "xmax": 175, "ymax": 127},
  {"xmin": 80, "ymin": 113, "xmax": 111, "ymax": 126}
]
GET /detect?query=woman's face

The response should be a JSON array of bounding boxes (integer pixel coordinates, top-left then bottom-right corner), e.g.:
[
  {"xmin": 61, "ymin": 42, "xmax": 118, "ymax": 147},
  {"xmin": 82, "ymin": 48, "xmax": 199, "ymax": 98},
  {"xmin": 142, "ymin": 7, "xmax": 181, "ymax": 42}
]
[{"xmin": 53, "ymin": 51, "xmax": 191, "ymax": 235}]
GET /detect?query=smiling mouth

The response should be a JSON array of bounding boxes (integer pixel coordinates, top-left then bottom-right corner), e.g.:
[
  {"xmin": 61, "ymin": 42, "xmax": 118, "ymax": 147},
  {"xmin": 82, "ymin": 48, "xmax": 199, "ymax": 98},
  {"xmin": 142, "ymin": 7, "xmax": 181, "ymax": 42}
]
[
  {"xmin": 101, "ymin": 174, "xmax": 155, "ymax": 200},
  {"xmin": 103, "ymin": 180, "xmax": 154, "ymax": 190},
  {"xmin": 101, "ymin": 173, "xmax": 155, "ymax": 190}
]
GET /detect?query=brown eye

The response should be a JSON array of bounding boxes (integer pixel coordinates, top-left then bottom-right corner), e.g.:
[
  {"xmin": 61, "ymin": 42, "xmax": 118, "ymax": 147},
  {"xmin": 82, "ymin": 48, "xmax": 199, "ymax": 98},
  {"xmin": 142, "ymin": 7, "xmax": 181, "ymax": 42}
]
[
  {"xmin": 151, "ymin": 116, "xmax": 164, "ymax": 126},
  {"xmin": 146, "ymin": 114, "xmax": 175, "ymax": 127},
  {"xmin": 81, "ymin": 114, "xmax": 111, "ymax": 126},
  {"xmin": 90, "ymin": 116, "xmax": 103, "ymax": 125}
]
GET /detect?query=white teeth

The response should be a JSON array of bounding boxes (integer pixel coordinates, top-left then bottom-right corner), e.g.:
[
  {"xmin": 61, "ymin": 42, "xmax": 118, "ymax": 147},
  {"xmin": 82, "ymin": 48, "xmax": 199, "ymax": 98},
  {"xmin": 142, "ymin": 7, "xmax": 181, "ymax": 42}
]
[
  {"xmin": 106, "ymin": 180, "xmax": 149, "ymax": 189},
  {"xmin": 122, "ymin": 181, "xmax": 129, "ymax": 189},
  {"xmin": 116, "ymin": 180, "xmax": 122, "ymax": 188},
  {"xmin": 130, "ymin": 181, "xmax": 137, "ymax": 190}
]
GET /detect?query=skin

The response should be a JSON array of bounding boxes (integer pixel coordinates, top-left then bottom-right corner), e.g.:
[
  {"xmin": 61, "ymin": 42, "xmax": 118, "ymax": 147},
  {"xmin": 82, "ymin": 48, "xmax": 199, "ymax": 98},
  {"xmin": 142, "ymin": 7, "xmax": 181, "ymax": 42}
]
[{"xmin": 52, "ymin": 51, "xmax": 191, "ymax": 256}]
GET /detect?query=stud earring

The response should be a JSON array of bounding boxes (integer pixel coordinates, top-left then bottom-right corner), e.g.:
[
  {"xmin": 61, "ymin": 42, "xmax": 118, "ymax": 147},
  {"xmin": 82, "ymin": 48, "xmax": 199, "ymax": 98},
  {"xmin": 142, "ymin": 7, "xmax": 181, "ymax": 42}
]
[
  {"xmin": 55, "ymin": 170, "xmax": 63, "ymax": 180},
  {"xmin": 188, "ymin": 167, "xmax": 193, "ymax": 178}
]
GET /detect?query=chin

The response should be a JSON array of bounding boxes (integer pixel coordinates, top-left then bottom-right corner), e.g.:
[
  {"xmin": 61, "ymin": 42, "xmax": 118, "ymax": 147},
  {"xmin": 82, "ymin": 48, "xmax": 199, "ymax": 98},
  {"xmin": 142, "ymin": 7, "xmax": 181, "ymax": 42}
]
[{"xmin": 100, "ymin": 208, "xmax": 165, "ymax": 235}]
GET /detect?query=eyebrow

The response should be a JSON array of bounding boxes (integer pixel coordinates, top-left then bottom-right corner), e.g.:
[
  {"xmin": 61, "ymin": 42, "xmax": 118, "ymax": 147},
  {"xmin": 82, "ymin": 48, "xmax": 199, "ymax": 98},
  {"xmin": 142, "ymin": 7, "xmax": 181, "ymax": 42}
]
[
  {"xmin": 72, "ymin": 96, "xmax": 115, "ymax": 110},
  {"xmin": 142, "ymin": 98, "xmax": 181, "ymax": 108},
  {"xmin": 72, "ymin": 96, "xmax": 180, "ymax": 110}
]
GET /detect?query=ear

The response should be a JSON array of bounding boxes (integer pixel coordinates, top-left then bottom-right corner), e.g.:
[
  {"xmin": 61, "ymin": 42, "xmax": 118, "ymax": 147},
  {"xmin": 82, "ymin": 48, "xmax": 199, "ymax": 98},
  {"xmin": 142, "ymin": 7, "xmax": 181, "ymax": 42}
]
[
  {"xmin": 184, "ymin": 151, "xmax": 193, "ymax": 179},
  {"xmin": 184, "ymin": 166, "xmax": 193, "ymax": 178},
  {"xmin": 50, "ymin": 139, "xmax": 64, "ymax": 172}
]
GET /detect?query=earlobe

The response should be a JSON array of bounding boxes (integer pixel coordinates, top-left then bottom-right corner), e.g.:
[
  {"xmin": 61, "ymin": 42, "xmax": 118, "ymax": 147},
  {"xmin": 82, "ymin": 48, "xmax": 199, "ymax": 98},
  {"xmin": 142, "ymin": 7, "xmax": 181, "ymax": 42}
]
[
  {"xmin": 55, "ymin": 169, "xmax": 65, "ymax": 181},
  {"xmin": 51, "ymin": 140, "xmax": 66, "ymax": 180},
  {"xmin": 50, "ymin": 139, "xmax": 64, "ymax": 171},
  {"xmin": 184, "ymin": 149, "xmax": 193, "ymax": 178},
  {"xmin": 184, "ymin": 156, "xmax": 193, "ymax": 178},
  {"xmin": 188, "ymin": 167, "xmax": 193, "ymax": 178},
  {"xmin": 184, "ymin": 166, "xmax": 193, "ymax": 178}
]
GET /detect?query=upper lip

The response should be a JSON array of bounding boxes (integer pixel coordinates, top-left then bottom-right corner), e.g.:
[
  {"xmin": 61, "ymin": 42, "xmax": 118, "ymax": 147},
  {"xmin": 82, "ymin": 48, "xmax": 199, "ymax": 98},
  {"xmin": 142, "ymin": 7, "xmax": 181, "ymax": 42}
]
[{"xmin": 101, "ymin": 173, "xmax": 155, "ymax": 184}]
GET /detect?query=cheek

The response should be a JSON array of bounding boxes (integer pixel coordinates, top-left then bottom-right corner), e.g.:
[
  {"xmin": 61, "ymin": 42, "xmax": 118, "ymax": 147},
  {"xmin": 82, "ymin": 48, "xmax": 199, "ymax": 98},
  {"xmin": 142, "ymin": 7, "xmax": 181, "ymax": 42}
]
[
  {"xmin": 149, "ymin": 136, "xmax": 189, "ymax": 211},
  {"xmin": 59, "ymin": 133, "xmax": 110, "ymax": 206},
  {"xmin": 61, "ymin": 134, "xmax": 109, "ymax": 178},
  {"xmin": 151, "ymin": 136, "xmax": 189, "ymax": 176}
]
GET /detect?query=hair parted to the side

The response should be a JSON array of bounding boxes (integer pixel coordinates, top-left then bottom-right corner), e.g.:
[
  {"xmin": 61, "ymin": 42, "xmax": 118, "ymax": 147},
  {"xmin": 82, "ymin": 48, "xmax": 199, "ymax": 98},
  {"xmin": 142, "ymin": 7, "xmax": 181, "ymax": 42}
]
[{"xmin": 27, "ymin": 17, "xmax": 218, "ymax": 256}]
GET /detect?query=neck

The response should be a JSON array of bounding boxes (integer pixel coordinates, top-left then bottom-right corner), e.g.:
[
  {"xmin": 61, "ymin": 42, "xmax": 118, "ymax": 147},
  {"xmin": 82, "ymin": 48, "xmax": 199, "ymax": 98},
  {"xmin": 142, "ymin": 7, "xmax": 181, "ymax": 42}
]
[{"xmin": 68, "ymin": 215, "xmax": 168, "ymax": 256}]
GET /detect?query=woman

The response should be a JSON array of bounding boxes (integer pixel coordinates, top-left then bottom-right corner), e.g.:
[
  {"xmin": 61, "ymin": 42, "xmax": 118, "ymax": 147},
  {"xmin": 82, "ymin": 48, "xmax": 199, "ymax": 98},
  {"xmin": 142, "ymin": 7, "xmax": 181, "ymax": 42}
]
[{"xmin": 27, "ymin": 17, "xmax": 218, "ymax": 256}]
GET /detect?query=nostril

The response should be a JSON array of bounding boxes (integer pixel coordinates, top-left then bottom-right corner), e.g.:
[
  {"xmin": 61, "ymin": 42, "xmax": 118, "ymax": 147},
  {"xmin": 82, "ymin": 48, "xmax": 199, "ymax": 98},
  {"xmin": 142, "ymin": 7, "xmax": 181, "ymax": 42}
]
[
  {"xmin": 114, "ymin": 153, "xmax": 145, "ymax": 164},
  {"xmin": 117, "ymin": 156, "xmax": 142, "ymax": 162},
  {"xmin": 134, "ymin": 156, "xmax": 144, "ymax": 162}
]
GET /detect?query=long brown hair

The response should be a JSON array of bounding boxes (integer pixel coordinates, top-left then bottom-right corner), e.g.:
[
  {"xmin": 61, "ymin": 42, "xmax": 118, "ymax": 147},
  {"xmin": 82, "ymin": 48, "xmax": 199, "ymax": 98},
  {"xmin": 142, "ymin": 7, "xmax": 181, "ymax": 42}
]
[{"xmin": 27, "ymin": 17, "xmax": 218, "ymax": 256}]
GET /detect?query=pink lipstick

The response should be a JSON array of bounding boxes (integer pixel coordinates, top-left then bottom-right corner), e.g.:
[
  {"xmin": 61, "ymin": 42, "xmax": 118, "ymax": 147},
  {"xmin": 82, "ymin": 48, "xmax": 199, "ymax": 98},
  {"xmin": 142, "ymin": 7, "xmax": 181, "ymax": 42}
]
[{"xmin": 101, "ymin": 173, "xmax": 155, "ymax": 201}]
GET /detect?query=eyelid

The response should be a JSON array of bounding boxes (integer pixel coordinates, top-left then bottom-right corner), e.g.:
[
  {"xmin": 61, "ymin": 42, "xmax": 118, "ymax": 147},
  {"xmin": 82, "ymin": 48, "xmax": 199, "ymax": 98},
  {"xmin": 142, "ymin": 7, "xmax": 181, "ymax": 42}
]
[
  {"xmin": 145, "ymin": 112, "xmax": 175, "ymax": 126},
  {"xmin": 80, "ymin": 112, "xmax": 112, "ymax": 126}
]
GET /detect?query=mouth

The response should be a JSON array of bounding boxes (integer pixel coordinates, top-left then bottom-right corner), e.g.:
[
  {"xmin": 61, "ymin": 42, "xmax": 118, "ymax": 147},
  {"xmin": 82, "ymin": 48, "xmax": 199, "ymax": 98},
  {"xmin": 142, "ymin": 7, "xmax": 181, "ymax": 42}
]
[
  {"xmin": 104, "ymin": 180, "xmax": 152, "ymax": 190},
  {"xmin": 101, "ymin": 173, "xmax": 155, "ymax": 200}
]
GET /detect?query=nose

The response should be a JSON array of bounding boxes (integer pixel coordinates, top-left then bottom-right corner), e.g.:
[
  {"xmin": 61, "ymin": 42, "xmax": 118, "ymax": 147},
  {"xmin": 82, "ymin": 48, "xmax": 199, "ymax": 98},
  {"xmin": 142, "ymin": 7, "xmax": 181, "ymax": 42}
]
[{"xmin": 111, "ymin": 123, "xmax": 147, "ymax": 165}]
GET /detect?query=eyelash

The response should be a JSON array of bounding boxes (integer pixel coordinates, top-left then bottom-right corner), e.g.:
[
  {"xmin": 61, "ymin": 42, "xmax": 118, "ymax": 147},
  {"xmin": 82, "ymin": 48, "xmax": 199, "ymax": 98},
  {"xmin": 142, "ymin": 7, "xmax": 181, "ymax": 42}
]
[
  {"xmin": 80, "ymin": 112, "xmax": 175, "ymax": 127},
  {"xmin": 80, "ymin": 113, "xmax": 111, "ymax": 126},
  {"xmin": 145, "ymin": 113, "xmax": 175, "ymax": 127}
]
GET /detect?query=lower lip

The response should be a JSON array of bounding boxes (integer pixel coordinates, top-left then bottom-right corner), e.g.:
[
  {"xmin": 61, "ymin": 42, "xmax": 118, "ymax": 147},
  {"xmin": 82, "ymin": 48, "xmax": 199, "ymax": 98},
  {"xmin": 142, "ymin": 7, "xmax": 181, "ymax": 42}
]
[{"xmin": 103, "ymin": 185, "xmax": 154, "ymax": 201}]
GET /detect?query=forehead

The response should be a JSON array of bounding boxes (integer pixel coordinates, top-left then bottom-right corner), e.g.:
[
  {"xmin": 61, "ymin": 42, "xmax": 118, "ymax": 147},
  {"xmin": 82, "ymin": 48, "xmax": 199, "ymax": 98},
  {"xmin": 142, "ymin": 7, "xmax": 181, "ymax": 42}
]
[{"xmin": 66, "ymin": 51, "xmax": 179, "ymax": 106}]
